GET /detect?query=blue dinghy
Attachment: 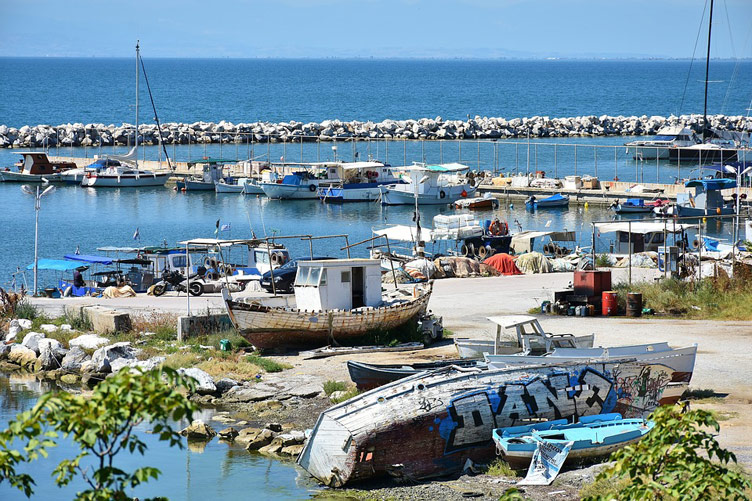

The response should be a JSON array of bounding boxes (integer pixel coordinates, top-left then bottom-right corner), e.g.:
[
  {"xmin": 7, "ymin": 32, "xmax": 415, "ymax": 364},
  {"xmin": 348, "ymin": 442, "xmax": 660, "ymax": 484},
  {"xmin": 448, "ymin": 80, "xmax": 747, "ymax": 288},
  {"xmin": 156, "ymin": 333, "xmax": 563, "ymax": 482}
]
[
  {"xmin": 492, "ymin": 413, "xmax": 653, "ymax": 468},
  {"xmin": 525, "ymin": 193, "xmax": 569, "ymax": 210}
]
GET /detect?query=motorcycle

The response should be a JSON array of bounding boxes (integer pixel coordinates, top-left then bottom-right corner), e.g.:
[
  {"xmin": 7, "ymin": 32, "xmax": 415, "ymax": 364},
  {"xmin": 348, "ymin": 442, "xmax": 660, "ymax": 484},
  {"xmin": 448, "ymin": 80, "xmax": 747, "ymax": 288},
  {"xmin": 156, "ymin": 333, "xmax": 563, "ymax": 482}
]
[{"xmin": 152, "ymin": 268, "xmax": 205, "ymax": 297}]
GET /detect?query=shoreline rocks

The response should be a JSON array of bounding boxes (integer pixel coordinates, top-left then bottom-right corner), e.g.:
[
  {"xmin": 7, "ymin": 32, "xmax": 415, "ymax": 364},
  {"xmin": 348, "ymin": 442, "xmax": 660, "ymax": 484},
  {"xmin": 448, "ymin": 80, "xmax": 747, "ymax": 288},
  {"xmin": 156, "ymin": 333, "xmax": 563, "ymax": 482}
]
[{"xmin": 1, "ymin": 114, "xmax": 750, "ymax": 149}]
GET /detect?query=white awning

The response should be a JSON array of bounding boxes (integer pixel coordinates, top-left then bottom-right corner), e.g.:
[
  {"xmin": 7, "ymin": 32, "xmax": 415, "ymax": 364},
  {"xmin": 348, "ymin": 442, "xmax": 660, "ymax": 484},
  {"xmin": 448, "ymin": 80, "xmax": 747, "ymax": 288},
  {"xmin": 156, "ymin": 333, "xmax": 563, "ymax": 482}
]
[
  {"xmin": 594, "ymin": 222, "xmax": 696, "ymax": 234},
  {"xmin": 340, "ymin": 161, "xmax": 385, "ymax": 170},
  {"xmin": 178, "ymin": 238, "xmax": 259, "ymax": 247},
  {"xmin": 510, "ymin": 230, "xmax": 576, "ymax": 242},
  {"xmin": 373, "ymin": 225, "xmax": 432, "ymax": 243},
  {"xmin": 399, "ymin": 162, "xmax": 469, "ymax": 173}
]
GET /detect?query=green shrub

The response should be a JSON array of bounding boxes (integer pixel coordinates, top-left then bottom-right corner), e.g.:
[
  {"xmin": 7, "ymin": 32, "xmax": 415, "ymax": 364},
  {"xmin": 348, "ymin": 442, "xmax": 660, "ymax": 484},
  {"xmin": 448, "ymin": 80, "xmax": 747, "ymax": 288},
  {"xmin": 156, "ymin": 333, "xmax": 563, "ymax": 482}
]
[
  {"xmin": 61, "ymin": 309, "xmax": 92, "ymax": 332},
  {"xmin": 485, "ymin": 458, "xmax": 516, "ymax": 477},
  {"xmin": 245, "ymin": 353, "xmax": 290, "ymax": 373},
  {"xmin": 583, "ymin": 403, "xmax": 752, "ymax": 500},
  {"xmin": 323, "ymin": 380, "xmax": 347, "ymax": 396},
  {"xmin": 14, "ymin": 299, "xmax": 40, "ymax": 321},
  {"xmin": 330, "ymin": 387, "xmax": 360, "ymax": 404}
]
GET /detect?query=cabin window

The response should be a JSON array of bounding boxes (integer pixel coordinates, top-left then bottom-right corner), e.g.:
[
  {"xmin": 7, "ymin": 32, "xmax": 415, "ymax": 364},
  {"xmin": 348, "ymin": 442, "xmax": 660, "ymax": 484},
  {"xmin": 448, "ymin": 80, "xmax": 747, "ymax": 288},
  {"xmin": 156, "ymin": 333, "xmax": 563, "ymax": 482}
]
[
  {"xmin": 295, "ymin": 267, "xmax": 310, "ymax": 286},
  {"xmin": 319, "ymin": 269, "xmax": 327, "ymax": 286},
  {"xmin": 172, "ymin": 255, "xmax": 187, "ymax": 268},
  {"xmin": 648, "ymin": 233, "xmax": 664, "ymax": 244},
  {"xmin": 619, "ymin": 233, "xmax": 631, "ymax": 243},
  {"xmin": 341, "ymin": 270, "xmax": 351, "ymax": 283},
  {"xmin": 309, "ymin": 267, "xmax": 321, "ymax": 286},
  {"xmin": 255, "ymin": 251, "xmax": 270, "ymax": 265}
]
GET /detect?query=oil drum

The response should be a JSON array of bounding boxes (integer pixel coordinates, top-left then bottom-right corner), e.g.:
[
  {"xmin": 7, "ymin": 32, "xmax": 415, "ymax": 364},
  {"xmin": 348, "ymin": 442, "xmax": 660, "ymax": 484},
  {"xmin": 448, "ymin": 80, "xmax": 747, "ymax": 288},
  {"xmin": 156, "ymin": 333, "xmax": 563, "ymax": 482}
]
[
  {"xmin": 626, "ymin": 292, "xmax": 643, "ymax": 317},
  {"xmin": 602, "ymin": 291, "xmax": 618, "ymax": 316}
]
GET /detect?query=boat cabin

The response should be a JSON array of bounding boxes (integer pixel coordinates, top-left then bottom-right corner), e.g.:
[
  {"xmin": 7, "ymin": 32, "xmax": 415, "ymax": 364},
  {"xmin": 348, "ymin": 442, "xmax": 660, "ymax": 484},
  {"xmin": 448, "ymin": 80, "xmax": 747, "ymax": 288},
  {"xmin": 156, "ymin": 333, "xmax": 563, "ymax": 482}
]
[
  {"xmin": 294, "ymin": 258, "xmax": 382, "ymax": 311},
  {"xmin": 677, "ymin": 179, "xmax": 736, "ymax": 213},
  {"xmin": 509, "ymin": 230, "xmax": 576, "ymax": 255},
  {"xmin": 17, "ymin": 152, "xmax": 76, "ymax": 175},
  {"xmin": 593, "ymin": 222, "xmax": 695, "ymax": 254}
]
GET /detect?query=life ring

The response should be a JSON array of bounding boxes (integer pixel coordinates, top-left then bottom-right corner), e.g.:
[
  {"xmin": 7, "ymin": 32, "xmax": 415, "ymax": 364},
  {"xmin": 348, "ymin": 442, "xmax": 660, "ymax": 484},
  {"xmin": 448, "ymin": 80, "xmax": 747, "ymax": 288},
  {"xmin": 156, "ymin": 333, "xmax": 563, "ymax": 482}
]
[
  {"xmin": 439, "ymin": 190, "xmax": 446, "ymax": 199},
  {"xmin": 461, "ymin": 190, "xmax": 468, "ymax": 198},
  {"xmin": 461, "ymin": 244, "xmax": 470, "ymax": 257},
  {"xmin": 308, "ymin": 184, "xmax": 316, "ymax": 192},
  {"xmin": 271, "ymin": 252, "xmax": 285, "ymax": 265},
  {"xmin": 478, "ymin": 245, "xmax": 488, "ymax": 259}
]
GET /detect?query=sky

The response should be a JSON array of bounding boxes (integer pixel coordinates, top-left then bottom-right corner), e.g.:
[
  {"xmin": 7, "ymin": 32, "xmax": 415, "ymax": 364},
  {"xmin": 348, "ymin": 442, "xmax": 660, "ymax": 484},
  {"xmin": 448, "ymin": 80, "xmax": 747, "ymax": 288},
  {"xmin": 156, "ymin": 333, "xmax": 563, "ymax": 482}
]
[{"xmin": 1, "ymin": 0, "xmax": 752, "ymax": 59}]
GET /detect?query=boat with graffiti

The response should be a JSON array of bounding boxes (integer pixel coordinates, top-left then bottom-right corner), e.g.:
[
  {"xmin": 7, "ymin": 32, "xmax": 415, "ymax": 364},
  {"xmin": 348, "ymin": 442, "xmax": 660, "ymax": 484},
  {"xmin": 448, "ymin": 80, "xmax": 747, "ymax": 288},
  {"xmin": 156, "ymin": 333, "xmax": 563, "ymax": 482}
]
[{"xmin": 298, "ymin": 359, "xmax": 677, "ymax": 486}]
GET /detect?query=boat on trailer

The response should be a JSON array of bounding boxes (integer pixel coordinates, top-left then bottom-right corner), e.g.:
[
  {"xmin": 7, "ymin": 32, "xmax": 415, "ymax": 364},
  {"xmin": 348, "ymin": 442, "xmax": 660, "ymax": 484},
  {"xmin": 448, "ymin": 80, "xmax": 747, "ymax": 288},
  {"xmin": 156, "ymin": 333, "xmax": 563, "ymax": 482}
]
[
  {"xmin": 298, "ymin": 359, "xmax": 677, "ymax": 486},
  {"xmin": 454, "ymin": 316, "xmax": 595, "ymax": 359},
  {"xmin": 222, "ymin": 258, "xmax": 432, "ymax": 350},
  {"xmin": 492, "ymin": 413, "xmax": 654, "ymax": 469}
]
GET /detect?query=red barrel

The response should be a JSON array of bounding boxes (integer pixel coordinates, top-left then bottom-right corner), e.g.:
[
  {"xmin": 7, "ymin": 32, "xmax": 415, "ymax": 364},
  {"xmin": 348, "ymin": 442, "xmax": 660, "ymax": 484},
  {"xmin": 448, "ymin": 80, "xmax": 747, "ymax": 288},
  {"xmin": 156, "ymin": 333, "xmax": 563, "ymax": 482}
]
[{"xmin": 602, "ymin": 291, "xmax": 618, "ymax": 316}]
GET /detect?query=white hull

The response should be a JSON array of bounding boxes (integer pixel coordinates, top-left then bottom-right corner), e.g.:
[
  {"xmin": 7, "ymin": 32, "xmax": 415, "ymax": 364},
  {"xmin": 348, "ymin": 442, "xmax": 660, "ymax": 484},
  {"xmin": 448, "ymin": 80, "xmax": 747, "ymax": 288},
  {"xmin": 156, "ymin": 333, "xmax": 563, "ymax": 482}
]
[
  {"xmin": 82, "ymin": 173, "xmax": 169, "ymax": 187},
  {"xmin": 0, "ymin": 171, "xmax": 62, "ymax": 183},
  {"xmin": 319, "ymin": 185, "xmax": 385, "ymax": 202},
  {"xmin": 485, "ymin": 343, "xmax": 697, "ymax": 378},
  {"xmin": 455, "ymin": 334, "xmax": 595, "ymax": 359},
  {"xmin": 625, "ymin": 146, "xmax": 670, "ymax": 160},
  {"xmin": 380, "ymin": 184, "xmax": 477, "ymax": 205},
  {"xmin": 215, "ymin": 182, "xmax": 244, "ymax": 193},
  {"xmin": 261, "ymin": 182, "xmax": 323, "ymax": 199},
  {"xmin": 242, "ymin": 180, "xmax": 265, "ymax": 195}
]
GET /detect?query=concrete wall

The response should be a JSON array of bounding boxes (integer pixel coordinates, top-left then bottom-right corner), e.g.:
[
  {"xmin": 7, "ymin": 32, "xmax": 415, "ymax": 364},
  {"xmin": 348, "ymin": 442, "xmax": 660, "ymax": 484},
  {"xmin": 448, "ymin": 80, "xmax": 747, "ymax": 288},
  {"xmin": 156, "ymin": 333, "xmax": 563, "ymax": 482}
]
[{"xmin": 177, "ymin": 313, "xmax": 232, "ymax": 341}]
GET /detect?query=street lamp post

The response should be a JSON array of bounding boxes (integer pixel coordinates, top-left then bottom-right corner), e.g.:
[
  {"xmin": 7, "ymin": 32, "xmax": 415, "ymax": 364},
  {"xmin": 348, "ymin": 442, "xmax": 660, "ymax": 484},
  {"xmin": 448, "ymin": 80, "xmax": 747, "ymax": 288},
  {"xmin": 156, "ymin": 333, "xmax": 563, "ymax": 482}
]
[{"xmin": 21, "ymin": 179, "xmax": 56, "ymax": 296}]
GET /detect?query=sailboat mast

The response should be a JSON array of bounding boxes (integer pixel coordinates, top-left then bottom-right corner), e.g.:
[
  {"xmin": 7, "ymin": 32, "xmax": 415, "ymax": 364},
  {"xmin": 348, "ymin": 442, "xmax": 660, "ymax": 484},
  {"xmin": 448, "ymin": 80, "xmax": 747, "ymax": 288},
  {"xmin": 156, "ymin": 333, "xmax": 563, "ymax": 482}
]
[
  {"xmin": 135, "ymin": 40, "xmax": 140, "ymax": 169},
  {"xmin": 702, "ymin": 0, "xmax": 714, "ymax": 143}
]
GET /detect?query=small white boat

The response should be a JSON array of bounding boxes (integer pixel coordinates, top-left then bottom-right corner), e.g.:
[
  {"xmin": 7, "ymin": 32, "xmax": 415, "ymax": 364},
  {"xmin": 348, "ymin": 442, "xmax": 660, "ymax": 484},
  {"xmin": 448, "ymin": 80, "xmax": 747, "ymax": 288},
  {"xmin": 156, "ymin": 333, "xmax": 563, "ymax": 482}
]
[
  {"xmin": 454, "ymin": 316, "xmax": 595, "ymax": 359},
  {"xmin": 214, "ymin": 178, "xmax": 244, "ymax": 193},
  {"xmin": 81, "ymin": 165, "xmax": 169, "ymax": 187},
  {"xmin": 241, "ymin": 178, "xmax": 265, "ymax": 195},
  {"xmin": 379, "ymin": 163, "xmax": 477, "ymax": 205},
  {"xmin": 317, "ymin": 162, "xmax": 402, "ymax": 203},
  {"xmin": 0, "ymin": 152, "xmax": 77, "ymax": 183}
]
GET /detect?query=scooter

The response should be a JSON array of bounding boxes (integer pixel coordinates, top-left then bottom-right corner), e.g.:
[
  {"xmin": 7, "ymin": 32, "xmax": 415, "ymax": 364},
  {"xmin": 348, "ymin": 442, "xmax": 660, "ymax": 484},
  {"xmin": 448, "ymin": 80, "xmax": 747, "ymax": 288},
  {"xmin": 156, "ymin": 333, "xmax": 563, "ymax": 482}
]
[{"xmin": 152, "ymin": 268, "xmax": 205, "ymax": 297}]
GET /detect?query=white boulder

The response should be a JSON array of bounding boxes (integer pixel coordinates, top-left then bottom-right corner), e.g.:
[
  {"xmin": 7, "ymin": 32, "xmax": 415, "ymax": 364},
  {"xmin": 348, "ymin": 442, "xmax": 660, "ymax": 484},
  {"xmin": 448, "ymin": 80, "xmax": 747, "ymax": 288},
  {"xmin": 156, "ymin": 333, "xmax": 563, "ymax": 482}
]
[
  {"xmin": 21, "ymin": 332, "xmax": 46, "ymax": 355},
  {"xmin": 17, "ymin": 318, "xmax": 32, "ymax": 330},
  {"xmin": 178, "ymin": 367, "xmax": 217, "ymax": 395},
  {"xmin": 39, "ymin": 324, "xmax": 59, "ymax": 333},
  {"xmin": 69, "ymin": 334, "xmax": 110, "ymax": 350}
]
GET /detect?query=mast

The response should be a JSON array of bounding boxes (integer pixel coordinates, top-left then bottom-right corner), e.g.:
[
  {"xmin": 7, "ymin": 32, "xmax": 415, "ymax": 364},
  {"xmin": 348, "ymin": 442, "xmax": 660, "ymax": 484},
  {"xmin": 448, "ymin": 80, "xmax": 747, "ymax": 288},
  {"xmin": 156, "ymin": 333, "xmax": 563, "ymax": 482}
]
[
  {"xmin": 702, "ymin": 0, "xmax": 714, "ymax": 143},
  {"xmin": 135, "ymin": 40, "xmax": 140, "ymax": 169}
]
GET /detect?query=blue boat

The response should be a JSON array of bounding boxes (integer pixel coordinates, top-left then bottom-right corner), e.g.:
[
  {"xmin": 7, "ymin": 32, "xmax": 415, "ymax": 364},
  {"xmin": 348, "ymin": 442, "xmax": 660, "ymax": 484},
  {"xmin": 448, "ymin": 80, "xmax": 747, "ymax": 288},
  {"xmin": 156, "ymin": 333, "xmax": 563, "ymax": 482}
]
[
  {"xmin": 492, "ymin": 413, "xmax": 653, "ymax": 468},
  {"xmin": 525, "ymin": 193, "xmax": 569, "ymax": 210},
  {"xmin": 673, "ymin": 179, "xmax": 737, "ymax": 217}
]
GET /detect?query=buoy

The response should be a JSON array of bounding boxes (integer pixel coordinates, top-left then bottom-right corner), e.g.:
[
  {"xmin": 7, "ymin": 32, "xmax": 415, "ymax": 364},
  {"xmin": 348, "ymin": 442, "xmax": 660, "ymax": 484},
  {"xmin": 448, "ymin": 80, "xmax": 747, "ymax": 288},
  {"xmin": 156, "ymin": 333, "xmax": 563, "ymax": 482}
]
[
  {"xmin": 509, "ymin": 203, "xmax": 514, "ymax": 209},
  {"xmin": 702, "ymin": 217, "xmax": 707, "ymax": 223},
  {"xmin": 584, "ymin": 202, "xmax": 589, "ymax": 209}
]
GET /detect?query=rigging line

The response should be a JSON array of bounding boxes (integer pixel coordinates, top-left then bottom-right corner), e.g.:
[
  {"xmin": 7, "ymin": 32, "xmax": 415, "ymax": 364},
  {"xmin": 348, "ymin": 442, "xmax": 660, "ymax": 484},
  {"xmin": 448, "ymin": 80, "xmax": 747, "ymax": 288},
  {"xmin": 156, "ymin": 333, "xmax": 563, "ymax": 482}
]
[
  {"xmin": 719, "ymin": 0, "xmax": 739, "ymax": 115},
  {"xmin": 678, "ymin": 0, "xmax": 709, "ymax": 117},
  {"xmin": 138, "ymin": 55, "xmax": 173, "ymax": 172}
]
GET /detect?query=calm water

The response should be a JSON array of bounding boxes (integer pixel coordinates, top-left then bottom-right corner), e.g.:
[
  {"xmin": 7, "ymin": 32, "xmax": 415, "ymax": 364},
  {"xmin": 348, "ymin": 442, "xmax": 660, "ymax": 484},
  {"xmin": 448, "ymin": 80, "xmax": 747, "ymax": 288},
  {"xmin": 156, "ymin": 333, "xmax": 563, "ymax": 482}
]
[
  {"xmin": 0, "ymin": 374, "xmax": 319, "ymax": 500},
  {"xmin": 1, "ymin": 59, "xmax": 751, "ymax": 127}
]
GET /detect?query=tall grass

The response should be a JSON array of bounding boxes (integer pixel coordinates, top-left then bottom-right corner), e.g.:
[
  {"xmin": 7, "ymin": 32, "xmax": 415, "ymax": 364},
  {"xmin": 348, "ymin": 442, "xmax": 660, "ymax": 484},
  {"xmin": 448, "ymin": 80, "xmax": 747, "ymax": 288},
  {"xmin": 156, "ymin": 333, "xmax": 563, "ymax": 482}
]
[{"xmin": 614, "ymin": 265, "xmax": 752, "ymax": 320}]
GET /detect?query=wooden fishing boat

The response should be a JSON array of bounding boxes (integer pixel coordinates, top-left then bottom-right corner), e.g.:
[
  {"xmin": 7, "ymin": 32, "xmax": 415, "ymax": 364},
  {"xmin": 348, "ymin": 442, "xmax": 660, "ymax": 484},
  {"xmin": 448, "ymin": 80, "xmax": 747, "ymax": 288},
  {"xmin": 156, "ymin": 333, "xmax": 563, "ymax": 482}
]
[
  {"xmin": 347, "ymin": 359, "xmax": 486, "ymax": 390},
  {"xmin": 452, "ymin": 195, "xmax": 499, "ymax": 210},
  {"xmin": 222, "ymin": 258, "xmax": 432, "ymax": 350},
  {"xmin": 298, "ymin": 359, "xmax": 677, "ymax": 486},
  {"xmin": 492, "ymin": 413, "xmax": 654, "ymax": 468}
]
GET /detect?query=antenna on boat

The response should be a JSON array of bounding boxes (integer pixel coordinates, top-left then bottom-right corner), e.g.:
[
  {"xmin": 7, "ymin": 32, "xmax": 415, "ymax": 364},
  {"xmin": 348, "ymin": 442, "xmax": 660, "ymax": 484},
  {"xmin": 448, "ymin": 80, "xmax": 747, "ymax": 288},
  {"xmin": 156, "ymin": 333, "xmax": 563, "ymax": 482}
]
[{"xmin": 135, "ymin": 40, "xmax": 139, "ymax": 170}]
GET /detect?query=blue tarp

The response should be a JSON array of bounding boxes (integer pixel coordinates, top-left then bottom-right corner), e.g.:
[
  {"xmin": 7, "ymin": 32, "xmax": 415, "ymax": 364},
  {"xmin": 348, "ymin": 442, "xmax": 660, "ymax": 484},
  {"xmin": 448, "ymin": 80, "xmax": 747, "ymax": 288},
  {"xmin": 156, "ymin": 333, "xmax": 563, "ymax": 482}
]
[
  {"xmin": 540, "ymin": 193, "xmax": 568, "ymax": 202},
  {"xmin": 685, "ymin": 179, "xmax": 736, "ymax": 191},
  {"xmin": 27, "ymin": 259, "xmax": 84, "ymax": 271},
  {"xmin": 63, "ymin": 254, "xmax": 114, "ymax": 265}
]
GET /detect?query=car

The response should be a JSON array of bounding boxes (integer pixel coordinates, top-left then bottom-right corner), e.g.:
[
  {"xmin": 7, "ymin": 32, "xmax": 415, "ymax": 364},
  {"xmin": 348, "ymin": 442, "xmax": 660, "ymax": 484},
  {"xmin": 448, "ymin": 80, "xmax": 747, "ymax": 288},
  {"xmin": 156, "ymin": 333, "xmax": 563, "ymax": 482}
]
[{"xmin": 259, "ymin": 256, "xmax": 335, "ymax": 293}]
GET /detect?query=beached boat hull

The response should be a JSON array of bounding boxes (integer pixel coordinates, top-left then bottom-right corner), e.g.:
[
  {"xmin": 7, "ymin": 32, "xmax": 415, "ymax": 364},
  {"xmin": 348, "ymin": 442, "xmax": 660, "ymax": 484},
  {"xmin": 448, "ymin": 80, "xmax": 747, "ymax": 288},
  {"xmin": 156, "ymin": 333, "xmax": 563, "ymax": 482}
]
[
  {"xmin": 347, "ymin": 359, "xmax": 485, "ymax": 391},
  {"xmin": 223, "ymin": 287, "xmax": 432, "ymax": 350},
  {"xmin": 493, "ymin": 413, "xmax": 654, "ymax": 468},
  {"xmin": 380, "ymin": 184, "xmax": 477, "ymax": 205},
  {"xmin": 298, "ymin": 360, "xmax": 677, "ymax": 486},
  {"xmin": 81, "ymin": 173, "xmax": 169, "ymax": 187}
]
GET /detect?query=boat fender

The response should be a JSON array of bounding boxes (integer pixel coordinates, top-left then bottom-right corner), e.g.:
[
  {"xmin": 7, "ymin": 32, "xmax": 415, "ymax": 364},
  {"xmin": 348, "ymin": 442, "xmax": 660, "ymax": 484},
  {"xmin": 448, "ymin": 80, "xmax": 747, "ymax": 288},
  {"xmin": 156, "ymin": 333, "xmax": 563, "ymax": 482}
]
[
  {"xmin": 308, "ymin": 184, "xmax": 316, "ymax": 192},
  {"xmin": 461, "ymin": 190, "xmax": 468, "ymax": 198},
  {"xmin": 271, "ymin": 251, "xmax": 285, "ymax": 265},
  {"xmin": 461, "ymin": 244, "xmax": 469, "ymax": 257},
  {"xmin": 478, "ymin": 246, "xmax": 488, "ymax": 259},
  {"xmin": 692, "ymin": 239, "xmax": 700, "ymax": 249},
  {"xmin": 439, "ymin": 190, "xmax": 446, "ymax": 199},
  {"xmin": 485, "ymin": 245, "xmax": 495, "ymax": 257}
]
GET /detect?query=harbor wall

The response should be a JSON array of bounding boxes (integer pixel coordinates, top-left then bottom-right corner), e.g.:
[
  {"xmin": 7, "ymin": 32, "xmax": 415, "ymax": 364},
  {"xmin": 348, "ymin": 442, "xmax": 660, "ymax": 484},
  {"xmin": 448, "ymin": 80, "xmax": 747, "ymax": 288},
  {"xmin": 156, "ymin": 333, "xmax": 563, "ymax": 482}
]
[{"xmin": 2, "ymin": 113, "xmax": 751, "ymax": 148}]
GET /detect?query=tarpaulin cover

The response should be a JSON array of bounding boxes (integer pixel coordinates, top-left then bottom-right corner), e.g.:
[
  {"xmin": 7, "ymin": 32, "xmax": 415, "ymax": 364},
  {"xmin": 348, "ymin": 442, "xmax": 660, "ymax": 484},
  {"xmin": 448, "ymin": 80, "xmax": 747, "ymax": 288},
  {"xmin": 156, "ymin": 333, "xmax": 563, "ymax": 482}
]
[
  {"xmin": 515, "ymin": 252, "xmax": 553, "ymax": 274},
  {"xmin": 483, "ymin": 253, "xmax": 522, "ymax": 275},
  {"xmin": 63, "ymin": 254, "xmax": 114, "ymax": 265},
  {"xmin": 27, "ymin": 259, "xmax": 83, "ymax": 271}
]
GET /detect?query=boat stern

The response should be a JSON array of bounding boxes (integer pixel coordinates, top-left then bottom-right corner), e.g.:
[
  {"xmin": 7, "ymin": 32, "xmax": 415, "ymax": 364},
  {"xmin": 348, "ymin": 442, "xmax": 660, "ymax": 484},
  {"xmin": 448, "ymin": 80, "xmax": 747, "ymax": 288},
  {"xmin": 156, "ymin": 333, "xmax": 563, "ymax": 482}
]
[{"xmin": 298, "ymin": 414, "xmax": 356, "ymax": 487}]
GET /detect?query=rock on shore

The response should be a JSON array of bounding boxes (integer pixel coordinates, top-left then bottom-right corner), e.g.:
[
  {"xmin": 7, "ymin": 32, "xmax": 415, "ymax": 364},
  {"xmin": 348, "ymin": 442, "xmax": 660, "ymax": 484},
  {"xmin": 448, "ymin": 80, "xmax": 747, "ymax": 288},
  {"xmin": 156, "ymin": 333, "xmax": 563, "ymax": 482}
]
[{"xmin": 1, "ymin": 114, "xmax": 750, "ymax": 149}]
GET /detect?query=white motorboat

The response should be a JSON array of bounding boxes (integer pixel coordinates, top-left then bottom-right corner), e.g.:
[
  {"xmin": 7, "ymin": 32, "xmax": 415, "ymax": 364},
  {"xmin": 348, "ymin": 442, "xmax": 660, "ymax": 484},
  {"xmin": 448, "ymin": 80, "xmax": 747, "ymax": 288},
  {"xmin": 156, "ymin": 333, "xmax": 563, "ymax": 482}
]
[
  {"xmin": 624, "ymin": 126, "xmax": 700, "ymax": 160},
  {"xmin": 215, "ymin": 178, "xmax": 244, "ymax": 193},
  {"xmin": 241, "ymin": 178, "xmax": 265, "ymax": 195},
  {"xmin": 379, "ymin": 163, "xmax": 476, "ymax": 205},
  {"xmin": 260, "ymin": 163, "xmax": 342, "ymax": 199},
  {"xmin": 454, "ymin": 316, "xmax": 595, "ymax": 359}
]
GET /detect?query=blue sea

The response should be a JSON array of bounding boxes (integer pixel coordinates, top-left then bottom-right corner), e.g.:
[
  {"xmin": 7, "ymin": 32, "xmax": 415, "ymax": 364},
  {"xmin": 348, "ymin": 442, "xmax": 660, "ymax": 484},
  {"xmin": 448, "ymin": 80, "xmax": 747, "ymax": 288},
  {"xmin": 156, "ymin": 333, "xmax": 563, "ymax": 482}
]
[{"xmin": 0, "ymin": 58, "xmax": 748, "ymax": 500}]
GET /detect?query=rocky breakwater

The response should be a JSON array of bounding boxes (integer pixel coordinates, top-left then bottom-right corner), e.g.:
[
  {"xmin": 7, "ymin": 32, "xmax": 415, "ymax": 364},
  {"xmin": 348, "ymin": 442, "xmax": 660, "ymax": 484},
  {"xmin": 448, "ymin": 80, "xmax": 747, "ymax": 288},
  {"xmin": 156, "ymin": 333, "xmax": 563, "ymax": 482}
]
[{"xmin": 2, "ymin": 114, "xmax": 751, "ymax": 149}]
